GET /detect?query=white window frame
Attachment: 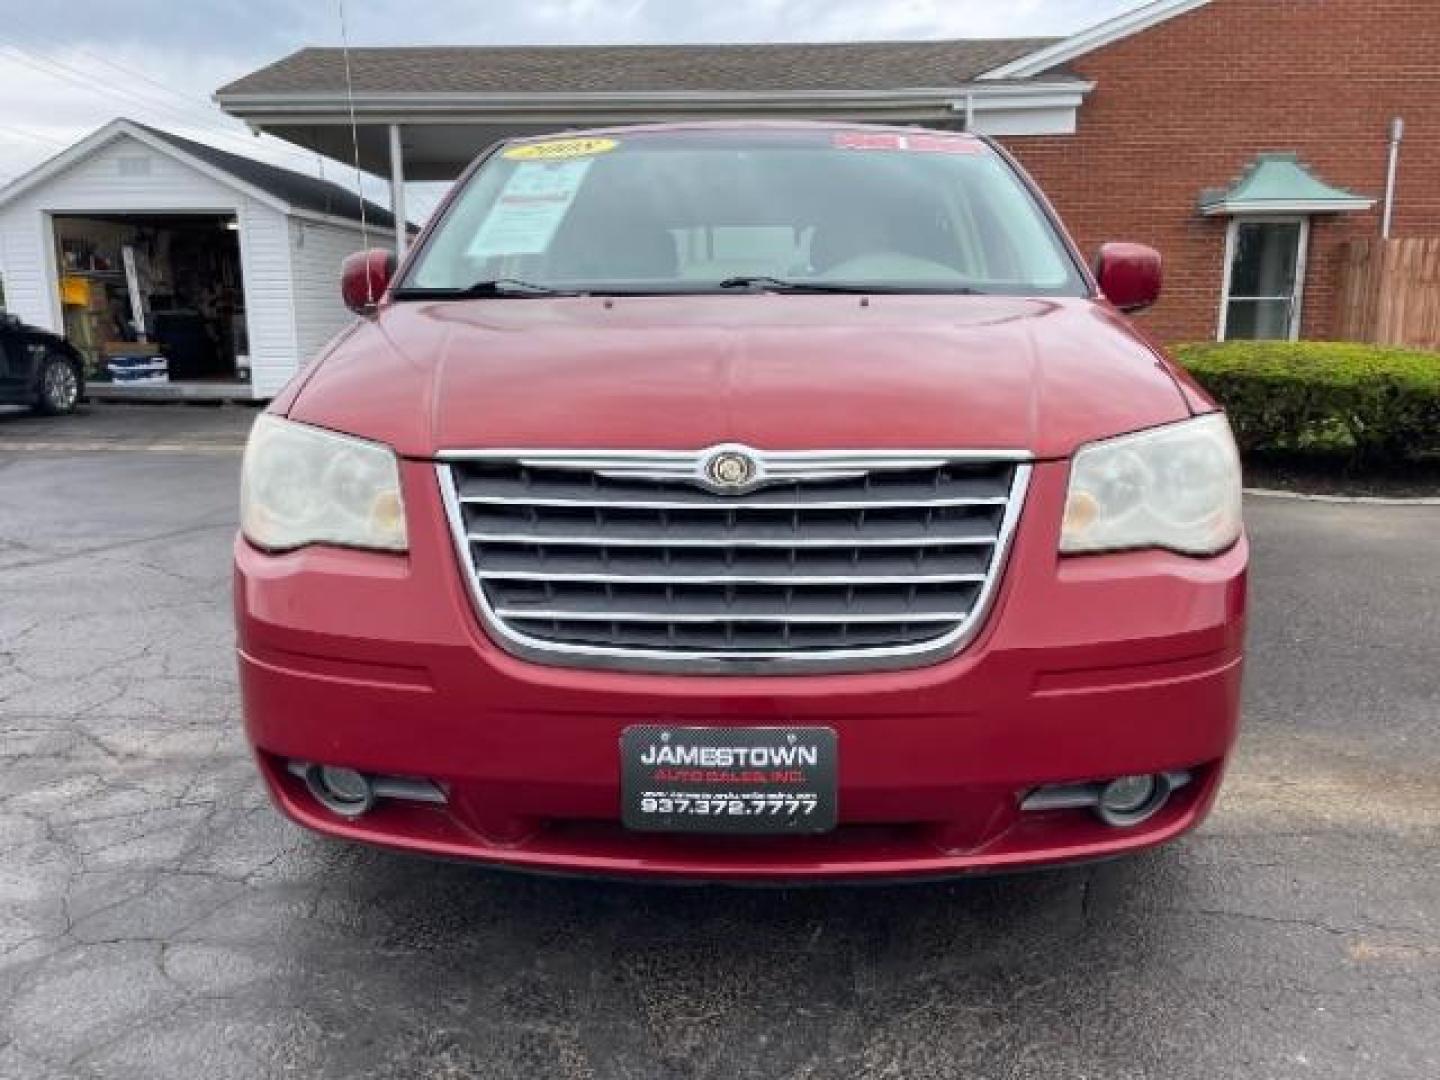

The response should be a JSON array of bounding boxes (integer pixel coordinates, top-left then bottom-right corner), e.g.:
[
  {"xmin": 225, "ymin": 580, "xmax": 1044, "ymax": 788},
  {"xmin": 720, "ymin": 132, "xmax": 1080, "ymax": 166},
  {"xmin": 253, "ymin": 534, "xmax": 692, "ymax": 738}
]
[{"xmin": 1216, "ymin": 215, "xmax": 1310, "ymax": 342}]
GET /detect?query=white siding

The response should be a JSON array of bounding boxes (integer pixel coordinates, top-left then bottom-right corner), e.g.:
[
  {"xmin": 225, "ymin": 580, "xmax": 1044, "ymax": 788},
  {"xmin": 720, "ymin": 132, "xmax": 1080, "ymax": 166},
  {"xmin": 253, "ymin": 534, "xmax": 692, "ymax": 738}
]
[
  {"xmin": 0, "ymin": 198, "xmax": 52, "ymax": 331},
  {"xmin": 240, "ymin": 204, "xmax": 300, "ymax": 398},
  {"xmin": 286, "ymin": 218, "xmax": 371, "ymax": 388},
  {"xmin": 0, "ymin": 131, "xmax": 300, "ymax": 399}
]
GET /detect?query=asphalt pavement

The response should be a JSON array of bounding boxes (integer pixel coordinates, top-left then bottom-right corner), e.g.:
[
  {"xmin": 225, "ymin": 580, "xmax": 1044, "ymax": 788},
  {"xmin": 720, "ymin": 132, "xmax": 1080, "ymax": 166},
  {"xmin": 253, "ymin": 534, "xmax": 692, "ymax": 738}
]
[{"xmin": 1, "ymin": 406, "xmax": 1437, "ymax": 1079}]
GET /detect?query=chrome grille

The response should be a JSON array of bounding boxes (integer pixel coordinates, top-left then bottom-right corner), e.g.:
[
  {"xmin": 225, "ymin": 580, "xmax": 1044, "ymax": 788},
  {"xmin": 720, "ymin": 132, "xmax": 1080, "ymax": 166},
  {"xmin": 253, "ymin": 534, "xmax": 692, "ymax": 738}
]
[{"xmin": 437, "ymin": 448, "xmax": 1031, "ymax": 673}]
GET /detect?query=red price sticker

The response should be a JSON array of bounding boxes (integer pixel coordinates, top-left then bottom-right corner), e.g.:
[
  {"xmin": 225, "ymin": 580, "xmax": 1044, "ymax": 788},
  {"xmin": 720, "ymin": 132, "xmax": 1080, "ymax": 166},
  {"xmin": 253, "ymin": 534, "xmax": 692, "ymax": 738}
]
[
  {"xmin": 833, "ymin": 130, "xmax": 907, "ymax": 151},
  {"xmin": 832, "ymin": 131, "xmax": 984, "ymax": 155},
  {"xmin": 908, "ymin": 134, "xmax": 984, "ymax": 155}
]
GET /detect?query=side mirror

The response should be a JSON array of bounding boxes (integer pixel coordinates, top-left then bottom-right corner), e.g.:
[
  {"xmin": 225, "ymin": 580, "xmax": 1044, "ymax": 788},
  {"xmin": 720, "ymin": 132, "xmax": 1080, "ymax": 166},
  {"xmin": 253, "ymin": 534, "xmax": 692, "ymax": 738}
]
[
  {"xmin": 341, "ymin": 248, "xmax": 397, "ymax": 314},
  {"xmin": 1094, "ymin": 242, "xmax": 1162, "ymax": 313}
]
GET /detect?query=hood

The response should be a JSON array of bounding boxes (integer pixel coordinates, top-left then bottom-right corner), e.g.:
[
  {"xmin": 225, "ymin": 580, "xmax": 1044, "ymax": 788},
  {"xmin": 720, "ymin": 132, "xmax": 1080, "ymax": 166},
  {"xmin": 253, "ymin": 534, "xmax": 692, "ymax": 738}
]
[{"xmin": 287, "ymin": 294, "xmax": 1192, "ymax": 459}]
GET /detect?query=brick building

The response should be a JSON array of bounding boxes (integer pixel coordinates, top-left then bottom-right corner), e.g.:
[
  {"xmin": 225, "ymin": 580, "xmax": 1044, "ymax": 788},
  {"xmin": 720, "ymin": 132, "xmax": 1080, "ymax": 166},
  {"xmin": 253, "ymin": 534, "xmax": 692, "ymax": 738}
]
[
  {"xmin": 1001, "ymin": 0, "xmax": 1439, "ymax": 341},
  {"xmin": 216, "ymin": 0, "xmax": 1438, "ymax": 345}
]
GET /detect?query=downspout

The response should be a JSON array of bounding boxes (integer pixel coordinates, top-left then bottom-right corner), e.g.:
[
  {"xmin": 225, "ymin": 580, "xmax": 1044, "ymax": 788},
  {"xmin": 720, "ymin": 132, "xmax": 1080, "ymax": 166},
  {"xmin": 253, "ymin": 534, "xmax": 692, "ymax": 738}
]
[
  {"xmin": 950, "ymin": 91, "xmax": 976, "ymax": 132},
  {"xmin": 389, "ymin": 123, "xmax": 408, "ymax": 262},
  {"xmin": 1382, "ymin": 117, "xmax": 1404, "ymax": 239}
]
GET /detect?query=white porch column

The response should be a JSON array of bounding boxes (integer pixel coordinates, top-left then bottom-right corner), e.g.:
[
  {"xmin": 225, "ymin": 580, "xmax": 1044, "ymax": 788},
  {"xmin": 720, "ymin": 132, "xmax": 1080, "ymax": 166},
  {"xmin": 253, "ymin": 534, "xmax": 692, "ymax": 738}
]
[{"xmin": 388, "ymin": 123, "xmax": 408, "ymax": 260}]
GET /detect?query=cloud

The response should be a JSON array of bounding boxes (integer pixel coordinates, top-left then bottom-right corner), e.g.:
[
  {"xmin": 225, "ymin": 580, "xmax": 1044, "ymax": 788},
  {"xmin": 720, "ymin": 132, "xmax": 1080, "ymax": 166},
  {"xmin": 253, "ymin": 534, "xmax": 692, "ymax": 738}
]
[{"xmin": 0, "ymin": 43, "xmax": 337, "ymax": 184}]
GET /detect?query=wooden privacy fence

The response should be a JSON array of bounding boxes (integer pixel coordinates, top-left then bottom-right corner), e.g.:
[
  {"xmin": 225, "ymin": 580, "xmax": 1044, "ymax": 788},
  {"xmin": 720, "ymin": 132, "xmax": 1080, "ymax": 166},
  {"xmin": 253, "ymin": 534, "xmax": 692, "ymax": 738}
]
[{"xmin": 1335, "ymin": 238, "xmax": 1440, "ymax": 350}]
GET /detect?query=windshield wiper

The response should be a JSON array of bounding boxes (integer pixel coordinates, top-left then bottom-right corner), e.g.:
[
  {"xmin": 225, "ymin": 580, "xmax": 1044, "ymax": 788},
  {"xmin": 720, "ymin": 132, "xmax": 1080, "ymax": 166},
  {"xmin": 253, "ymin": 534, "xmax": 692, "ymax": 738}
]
[
  {"xmin": 716, "ymin": 276, "xmax": 984, "ymax": 295},
  {"xmin": 394, "ymin": 276, "xmax": 988, "ymax": 300},
  {"xmin": 393, "ymin": 278, "xmax": 583, "ymax": 300}
]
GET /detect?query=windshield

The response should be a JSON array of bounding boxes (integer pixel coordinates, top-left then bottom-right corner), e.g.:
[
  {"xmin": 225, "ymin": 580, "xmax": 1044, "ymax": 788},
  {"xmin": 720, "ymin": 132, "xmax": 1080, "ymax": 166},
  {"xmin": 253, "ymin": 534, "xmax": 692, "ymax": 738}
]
[{"xmin": 400, "ymin": 128, "xmax": 1087, "ymax": 297}]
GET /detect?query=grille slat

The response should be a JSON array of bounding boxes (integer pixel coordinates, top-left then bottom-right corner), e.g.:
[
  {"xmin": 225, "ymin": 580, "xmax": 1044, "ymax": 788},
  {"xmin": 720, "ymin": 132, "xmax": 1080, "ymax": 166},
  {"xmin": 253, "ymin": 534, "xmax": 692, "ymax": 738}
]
[
  {"xmin": 458, "ymin": 493, "xmax": 1008, "ymax": 511},
  {"xmin": 455, "ymin": 467, "xmax": 1010, "ymax": 509},
  {"xmin": 496, "ymin": 609, "xmax": 969, "ymax": 624},
  {"xmin": 465, "ymin": 528, "xmax": 996, "ymax": 548},
  {"xmin": 475, "ymin": 544, "xmax": 989, "ymax": 578},
  {"xmin": 476, "ymin": 570, "xmax": 986, "ymax": 585},
  {"xmin": 439, "ymin": 450, "xmax": 1029, "ymax": 673},
  {"xmin": 486, "ymin": 580, "xmax": 982, "ymax": 618}
]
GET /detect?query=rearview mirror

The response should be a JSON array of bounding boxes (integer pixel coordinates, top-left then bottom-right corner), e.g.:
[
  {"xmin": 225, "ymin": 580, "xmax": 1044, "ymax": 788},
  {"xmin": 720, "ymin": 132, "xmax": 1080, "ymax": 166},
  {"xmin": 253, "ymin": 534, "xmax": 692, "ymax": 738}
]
[
  {"xmin": 1094, "ymin": 242, "xmax": 1162, "ymax": 313},
  {"xmin": 341, "ymin": 248, "xmax": 397, "ymax": 314}
]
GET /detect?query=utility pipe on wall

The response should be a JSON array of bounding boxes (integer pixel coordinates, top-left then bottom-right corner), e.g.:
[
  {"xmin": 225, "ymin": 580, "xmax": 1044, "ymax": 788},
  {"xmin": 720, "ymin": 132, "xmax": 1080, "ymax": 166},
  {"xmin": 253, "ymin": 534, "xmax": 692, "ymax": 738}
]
[{"xmin": 1382, "ymin": 117, "xmax": 1404, "ymax": 239}]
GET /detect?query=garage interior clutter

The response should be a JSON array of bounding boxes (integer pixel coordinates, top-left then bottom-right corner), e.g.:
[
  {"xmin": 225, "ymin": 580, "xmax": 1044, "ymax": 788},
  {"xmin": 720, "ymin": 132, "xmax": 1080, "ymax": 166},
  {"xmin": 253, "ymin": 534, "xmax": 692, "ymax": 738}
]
[{"xmin": 55, "ymin": 213, "xmax": 248, "ymax": 387}]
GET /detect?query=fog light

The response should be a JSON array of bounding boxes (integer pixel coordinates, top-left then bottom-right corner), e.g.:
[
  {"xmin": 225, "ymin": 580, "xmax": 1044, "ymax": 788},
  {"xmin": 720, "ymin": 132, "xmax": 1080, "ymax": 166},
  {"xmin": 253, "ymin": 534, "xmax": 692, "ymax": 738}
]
[
  {"xmin": 305, "ymin": 765, "xmax": 376, "ymax": 818},
  {"xmin": 321, "ymin": 766, "xmax": 370, "ymax": 801},
  {"xmin": 1101, "ymin": 774, "xmax": 1155, "ymax": 812},
  {"xmin": 1022, "ymin": 770, "xmax": 1191, "ymax": 824},
  {"xmin": 1096, "ymin": 774, "xmax": 1167, "ymax": 827}
]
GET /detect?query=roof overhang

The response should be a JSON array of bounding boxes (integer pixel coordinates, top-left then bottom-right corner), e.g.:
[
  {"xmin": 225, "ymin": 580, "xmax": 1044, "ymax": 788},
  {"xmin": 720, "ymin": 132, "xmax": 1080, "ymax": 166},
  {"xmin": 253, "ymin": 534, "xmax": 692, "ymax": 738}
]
[
  {"xmin": 217, "ymin": 83, "xmax": 1093, "ymax": 119},
  {"xmin": 1198, "ymin": 152, "xmax": 1376, "ymax": 217},
  {"xmin": 1200, "ymin": 197, "xmax": 1377, "ymax": 217},
  {"xmin": 217, "ymin": 81, "xmax": 1092, "ymax": 181}
]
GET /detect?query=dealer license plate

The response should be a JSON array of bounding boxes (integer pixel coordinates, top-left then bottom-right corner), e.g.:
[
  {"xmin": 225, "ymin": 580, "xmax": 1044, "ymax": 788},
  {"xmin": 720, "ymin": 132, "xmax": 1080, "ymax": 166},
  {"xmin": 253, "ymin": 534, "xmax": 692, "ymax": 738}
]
[{"xmin": 621, "ymin": 726, "xmax": 838, "ymax": 834}]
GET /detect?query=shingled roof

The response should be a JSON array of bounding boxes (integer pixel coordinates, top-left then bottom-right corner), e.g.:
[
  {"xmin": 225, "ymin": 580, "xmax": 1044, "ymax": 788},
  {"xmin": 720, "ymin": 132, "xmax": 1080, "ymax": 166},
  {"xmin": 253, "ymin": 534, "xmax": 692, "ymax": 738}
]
[
  {"xmin": 0, "ymin": 118, "xmax": 408, "ymax": 232},
  {"xmin": 216, "ymin": 39, "xmax": 1061, "ymax": 98},
  {"xmin": 134, "ymin": 123, "xmax": 400, "ymax": 230}
]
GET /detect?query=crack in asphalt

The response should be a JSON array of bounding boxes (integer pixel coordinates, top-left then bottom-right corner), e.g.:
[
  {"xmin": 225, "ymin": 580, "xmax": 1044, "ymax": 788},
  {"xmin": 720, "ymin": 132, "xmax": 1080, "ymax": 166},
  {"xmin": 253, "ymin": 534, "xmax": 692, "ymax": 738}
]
[
  {"xmin": 0, "ymin": 520, "xmax": 235, "ymax": 575},
  {"xmin": 1187, "ymin": 906, "xmax": 1429, "ymax": 938}
]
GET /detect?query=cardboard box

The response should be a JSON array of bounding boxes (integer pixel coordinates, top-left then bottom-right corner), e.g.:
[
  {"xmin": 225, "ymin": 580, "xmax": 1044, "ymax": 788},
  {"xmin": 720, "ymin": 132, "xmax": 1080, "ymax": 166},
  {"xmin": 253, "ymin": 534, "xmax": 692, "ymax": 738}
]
[
  {"xmin": 60, "ymin": 276, "xmax": 91, "ymax": 307},
  {"xmin": 101, "ymin": 341, "xmax": 162, "ymax": 358}
]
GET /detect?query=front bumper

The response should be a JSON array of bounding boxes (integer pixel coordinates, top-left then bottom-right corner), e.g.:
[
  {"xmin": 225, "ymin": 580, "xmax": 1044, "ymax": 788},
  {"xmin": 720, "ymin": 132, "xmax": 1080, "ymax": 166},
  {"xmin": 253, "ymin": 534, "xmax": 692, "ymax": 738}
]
[{"xmin": 235, "ymin": 459, "xmax": 1247, "ymax": 881}]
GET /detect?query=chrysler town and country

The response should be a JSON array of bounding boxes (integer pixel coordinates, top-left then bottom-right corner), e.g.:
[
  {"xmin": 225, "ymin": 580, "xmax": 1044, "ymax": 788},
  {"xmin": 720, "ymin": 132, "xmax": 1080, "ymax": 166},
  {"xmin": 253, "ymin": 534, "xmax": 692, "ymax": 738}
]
[{"xmin": 235, "ymin": 123, "xmax": 1247, "ymax": 881}]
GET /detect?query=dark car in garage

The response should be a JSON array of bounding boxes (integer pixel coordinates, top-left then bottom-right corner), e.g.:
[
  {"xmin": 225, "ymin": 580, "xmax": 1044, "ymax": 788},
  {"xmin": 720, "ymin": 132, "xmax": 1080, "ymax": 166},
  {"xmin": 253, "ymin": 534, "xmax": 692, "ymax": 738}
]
[{"xmin": 0, "ymin": 313, "xmax": 85, "ymax": 414}]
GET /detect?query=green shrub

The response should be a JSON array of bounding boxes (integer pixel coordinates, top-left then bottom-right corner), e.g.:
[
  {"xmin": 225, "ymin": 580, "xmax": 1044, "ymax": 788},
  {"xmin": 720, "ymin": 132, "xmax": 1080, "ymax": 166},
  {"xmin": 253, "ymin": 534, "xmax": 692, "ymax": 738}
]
[{"xmin": 1172, "ymin": 341, "xmax": 1440, "ymax": 465}]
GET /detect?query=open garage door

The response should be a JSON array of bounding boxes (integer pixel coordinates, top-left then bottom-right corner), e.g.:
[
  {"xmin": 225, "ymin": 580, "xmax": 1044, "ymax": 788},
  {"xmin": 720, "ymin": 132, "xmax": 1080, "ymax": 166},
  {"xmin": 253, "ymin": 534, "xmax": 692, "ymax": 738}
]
[{"xmin": 52, "ymin": 212, "xmax": 250, "ymax": 392}]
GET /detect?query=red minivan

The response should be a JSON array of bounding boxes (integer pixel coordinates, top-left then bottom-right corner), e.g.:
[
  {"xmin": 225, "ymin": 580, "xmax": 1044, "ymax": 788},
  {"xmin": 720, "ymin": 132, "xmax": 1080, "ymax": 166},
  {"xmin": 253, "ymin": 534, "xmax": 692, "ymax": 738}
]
[{"xmin": 235, "ymin": 123, "xmax": 1246, "ymax": 881}]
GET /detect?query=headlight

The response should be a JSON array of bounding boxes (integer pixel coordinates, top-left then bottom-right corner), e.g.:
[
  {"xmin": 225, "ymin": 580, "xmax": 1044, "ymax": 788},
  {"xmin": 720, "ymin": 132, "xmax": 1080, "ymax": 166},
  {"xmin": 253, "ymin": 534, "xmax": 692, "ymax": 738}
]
[
  {"xmin": 1061, "ymin": 413, "xmax": 1242, "ymax": 556},
  {"xmin": 240, "ymin": 415, "xmax": 407, "ymax": 553}
]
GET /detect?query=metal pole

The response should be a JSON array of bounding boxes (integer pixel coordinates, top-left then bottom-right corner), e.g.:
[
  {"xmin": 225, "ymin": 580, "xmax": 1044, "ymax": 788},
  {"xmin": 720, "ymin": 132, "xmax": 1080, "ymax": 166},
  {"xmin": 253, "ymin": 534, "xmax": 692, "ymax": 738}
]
[
  {"xmin": 1382, "ymin": 117, "xmax": 1404, "ymax": 240},
  {"xmin": 389, "ymin": 123, "xmax": 408, "ymax": 260}
]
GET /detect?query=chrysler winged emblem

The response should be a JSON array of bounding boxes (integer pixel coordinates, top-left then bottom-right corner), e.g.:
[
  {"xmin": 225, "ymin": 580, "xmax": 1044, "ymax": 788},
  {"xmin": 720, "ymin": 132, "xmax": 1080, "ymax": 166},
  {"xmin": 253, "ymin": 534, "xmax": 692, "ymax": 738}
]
[{"xmin": 703, "ymin": 448, "xmax": 759, "ymax": 491}]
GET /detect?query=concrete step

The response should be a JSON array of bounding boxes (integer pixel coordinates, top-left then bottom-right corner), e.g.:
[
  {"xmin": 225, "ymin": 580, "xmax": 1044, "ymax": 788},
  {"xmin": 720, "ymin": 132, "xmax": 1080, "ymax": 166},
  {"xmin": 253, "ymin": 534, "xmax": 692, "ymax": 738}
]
[{"xmin": 86, "ymin": 381, "xmax": 258, "ymax": 405}]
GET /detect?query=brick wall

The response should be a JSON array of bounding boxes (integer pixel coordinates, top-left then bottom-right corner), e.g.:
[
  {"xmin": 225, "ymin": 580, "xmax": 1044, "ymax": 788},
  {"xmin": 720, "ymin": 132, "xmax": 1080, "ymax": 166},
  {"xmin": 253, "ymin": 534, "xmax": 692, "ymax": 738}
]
[{"xmin": 999, "ymin": 0, "xmax": 1440, "ymax": 343}]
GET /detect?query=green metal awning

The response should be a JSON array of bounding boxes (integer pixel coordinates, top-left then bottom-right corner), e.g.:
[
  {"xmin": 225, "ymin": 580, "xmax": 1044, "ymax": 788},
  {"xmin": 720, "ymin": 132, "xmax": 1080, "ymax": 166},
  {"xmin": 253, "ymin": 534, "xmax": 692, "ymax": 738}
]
[{"xmin": 1199, "ymin": 152, "xmax": 1374, "ymax": 216}]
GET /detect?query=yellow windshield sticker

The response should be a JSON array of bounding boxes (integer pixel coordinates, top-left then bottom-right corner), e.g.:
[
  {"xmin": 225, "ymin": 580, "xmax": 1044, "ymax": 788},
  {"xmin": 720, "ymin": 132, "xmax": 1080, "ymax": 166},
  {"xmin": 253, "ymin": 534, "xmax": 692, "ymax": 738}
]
[{"xmin": 504, "ymin": 137, "xmax": 619, "ymax": 161}]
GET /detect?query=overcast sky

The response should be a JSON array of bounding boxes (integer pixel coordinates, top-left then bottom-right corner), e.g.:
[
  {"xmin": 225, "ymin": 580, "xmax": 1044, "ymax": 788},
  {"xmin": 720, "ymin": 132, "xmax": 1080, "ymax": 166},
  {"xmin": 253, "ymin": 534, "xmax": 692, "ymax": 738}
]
[{"xmin": 0, "ymin": 0, "xmax": 1144, "ymax": 220}]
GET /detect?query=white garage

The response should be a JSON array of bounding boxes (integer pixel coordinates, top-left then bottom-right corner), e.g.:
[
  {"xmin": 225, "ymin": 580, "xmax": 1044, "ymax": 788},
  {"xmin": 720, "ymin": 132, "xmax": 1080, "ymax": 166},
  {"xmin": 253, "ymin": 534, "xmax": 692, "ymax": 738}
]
[{"xmin": 0, "ymin": 118, "xmax": 401, "ymax": 400}]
